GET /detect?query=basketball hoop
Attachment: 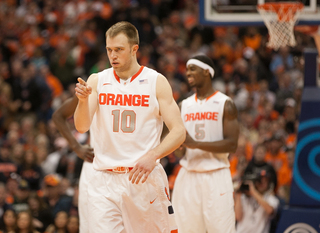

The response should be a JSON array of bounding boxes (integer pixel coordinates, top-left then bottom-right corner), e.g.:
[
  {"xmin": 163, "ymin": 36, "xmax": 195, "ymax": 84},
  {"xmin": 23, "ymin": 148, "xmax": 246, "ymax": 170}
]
[{"xmin": 257, "ymin": 2, "xmax": 304, "ymax": 50}]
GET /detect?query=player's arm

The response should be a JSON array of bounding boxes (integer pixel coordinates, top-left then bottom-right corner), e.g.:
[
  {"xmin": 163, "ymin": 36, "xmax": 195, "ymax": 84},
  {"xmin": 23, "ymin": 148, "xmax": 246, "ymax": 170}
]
[
  {"xmin": 153, "ymin": 74, "xmax": 186, "ymax": 158},
  {"xmin": 160, "ymin": 101, "xmax": 182, "ymax": 141},
  {"xmin": 183, "ymin": 99, "xmax": 239, "ymax": 153},
  {"xmin": 247, "ymin": 181, "xmax": 275, "ymax": 216},
  {"xmin": 129, "ymin": 74, "xmax": 186, "ymax": 184},
  {"xmin": 52, "ymin": 95, "xmax": 94, "ymax": 162},
  {"xmin": 234, "ymin": 192, "xmax": 244, "ymax": 221},
  {"xmin": 74, "ymin": 74, "xmax": 98, "ymax": 133}
]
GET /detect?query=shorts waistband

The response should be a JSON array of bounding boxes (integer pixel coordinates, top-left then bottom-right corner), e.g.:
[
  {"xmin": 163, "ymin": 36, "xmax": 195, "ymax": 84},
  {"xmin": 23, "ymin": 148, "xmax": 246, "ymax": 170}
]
[{"xmin": 105, "ymin": 167, "xmax": 133, "ymax": 173}]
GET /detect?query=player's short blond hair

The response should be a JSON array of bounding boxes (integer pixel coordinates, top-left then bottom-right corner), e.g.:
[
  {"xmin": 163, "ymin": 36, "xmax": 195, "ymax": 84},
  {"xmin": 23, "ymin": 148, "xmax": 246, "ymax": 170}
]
[{"xmin": 106, "ymin": 21, "xmax": 139, "ymax": 46}]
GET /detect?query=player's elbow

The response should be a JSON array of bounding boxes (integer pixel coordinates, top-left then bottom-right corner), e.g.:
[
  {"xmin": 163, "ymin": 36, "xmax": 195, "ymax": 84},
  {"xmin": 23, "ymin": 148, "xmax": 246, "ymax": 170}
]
[
  {"xmin": 74, "ymin": 121, "xmax": 89, "ymax": 134},
  {"xmin": 265, "ymin": 207, "xmax": 275, "ymax": 216},
  {"xmin": 75, "ymin": 126, "xmax": 89, "ymax": 134}
]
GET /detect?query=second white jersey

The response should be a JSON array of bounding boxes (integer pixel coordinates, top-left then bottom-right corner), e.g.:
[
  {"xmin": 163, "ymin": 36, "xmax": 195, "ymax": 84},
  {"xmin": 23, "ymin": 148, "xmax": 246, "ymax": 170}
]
[
  {"xmin": 91, "ymin": 66, "xmax": 163, "ymax": 170},
  {"xmin": 180, "ymin": 91, "xmax": 230, "ymax": 172}
]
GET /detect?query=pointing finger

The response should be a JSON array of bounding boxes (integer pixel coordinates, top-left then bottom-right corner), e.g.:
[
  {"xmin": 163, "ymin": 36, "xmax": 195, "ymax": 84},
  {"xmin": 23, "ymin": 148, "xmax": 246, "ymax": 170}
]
[{"xmin": 78, "ymin": 77, "xmax": 87, "ymax": 86}]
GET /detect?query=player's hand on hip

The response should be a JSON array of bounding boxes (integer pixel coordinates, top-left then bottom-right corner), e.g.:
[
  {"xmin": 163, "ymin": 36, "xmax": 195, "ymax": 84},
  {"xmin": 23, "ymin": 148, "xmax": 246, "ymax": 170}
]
[
  {"xmin": 129, "ymin": 152, "xmax": 157, "ymax": 185},
  {"xmin": 183, "ymin": 132, "xmax": 197, "ymax": 149},
  {"xmin": 75, "ymin": 144, "xmax": 94, "ymax": 163},
  {"xmin": 75, "ymin": 77, "xmax": 92, "ymax": 101}
]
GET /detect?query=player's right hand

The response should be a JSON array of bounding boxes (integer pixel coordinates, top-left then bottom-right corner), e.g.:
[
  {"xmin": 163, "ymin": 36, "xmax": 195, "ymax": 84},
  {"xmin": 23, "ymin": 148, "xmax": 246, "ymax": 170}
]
[
  {"xmin": 75, "ymin": 144, "xmax": 94, "ymax": 163},
  {"xmin": 183, "ymin": 132, "xmax": 197, "ymax": 149},
  {"xmin": 75, "ymin": 77, "xmax": 92, "ymax": 101}
]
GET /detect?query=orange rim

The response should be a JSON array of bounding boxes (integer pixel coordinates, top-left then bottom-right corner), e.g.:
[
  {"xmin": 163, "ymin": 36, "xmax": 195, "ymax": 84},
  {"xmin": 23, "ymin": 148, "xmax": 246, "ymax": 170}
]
[{"xmin": 257, "ymin": 2, "xmax": 304, "ymax": 21}]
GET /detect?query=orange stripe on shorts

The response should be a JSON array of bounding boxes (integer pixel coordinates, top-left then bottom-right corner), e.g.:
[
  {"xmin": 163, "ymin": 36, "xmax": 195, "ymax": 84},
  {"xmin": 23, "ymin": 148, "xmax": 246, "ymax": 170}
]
[{"xmin": 171, "ymin": 230, "xmax": 178, "ymax": 233}]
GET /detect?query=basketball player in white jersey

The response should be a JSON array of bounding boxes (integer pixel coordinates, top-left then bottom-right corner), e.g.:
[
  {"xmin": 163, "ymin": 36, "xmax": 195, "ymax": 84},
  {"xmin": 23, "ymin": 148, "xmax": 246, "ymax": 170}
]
[
  {"xmin": 52, "ymin": 95, "xmax": 94, "ymax": 233},
  {"xmin": 74, "ymin": 21, "xmax": 185, "ymax": 233},
  {"xmin": 172, "ymin": 55, "xmax": 239, "ymax": 233}
]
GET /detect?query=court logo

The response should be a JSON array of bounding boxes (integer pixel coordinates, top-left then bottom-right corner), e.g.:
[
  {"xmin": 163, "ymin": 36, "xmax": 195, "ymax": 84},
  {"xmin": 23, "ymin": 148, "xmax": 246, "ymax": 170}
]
[
  {"xmin": 294, "ymin": 119, "xmax": 320, "ymax": 201},
  {"xmin": 284, "ymin": 223, "xmax": 317, "ymax": 233}
]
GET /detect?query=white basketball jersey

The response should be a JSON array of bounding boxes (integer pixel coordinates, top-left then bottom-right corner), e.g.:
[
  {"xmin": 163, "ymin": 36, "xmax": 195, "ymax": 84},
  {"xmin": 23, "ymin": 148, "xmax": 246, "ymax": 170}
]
[
  {"xmin": 91, "ymin": 66, "xmax": 163, "ymax": 170},
  {"xmin": 180, "ymin": 91, "xmax": 230, "ymax": 172}
]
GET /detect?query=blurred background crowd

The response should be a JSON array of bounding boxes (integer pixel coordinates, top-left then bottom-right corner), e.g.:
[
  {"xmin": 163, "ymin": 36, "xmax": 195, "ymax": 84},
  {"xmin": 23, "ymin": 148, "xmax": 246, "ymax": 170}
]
[{"xmin": 0, "ymin": 0, "xmax": 318, "ymax": 232}]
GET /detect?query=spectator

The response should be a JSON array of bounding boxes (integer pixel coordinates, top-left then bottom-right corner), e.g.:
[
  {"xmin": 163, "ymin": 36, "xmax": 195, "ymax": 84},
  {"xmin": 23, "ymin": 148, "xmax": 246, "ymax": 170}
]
[
  {"xmin": 265, "ymin": 134, "xmax": 288, "ymax": 172},
  {"xmin": 11, "ymin": 143, "xmax": 25, "ymax": 166},
  {"xmin": 274, "ymin": 72, "xmax": 294, "ymax": 114},
  {"xmin": 282, "ymin": 98, "xmax": 297, "ymax": 124},
  {"xmin": 42, "ymin": 174, "xmax": 72, "ymax": 218},
  {"xmin": 213, "ymin": 63, "xmax": 235, "ymax": 95},
  {"xmin": 17, "ymin": 150, "xmax": 43, "ymax": 191},
  {"xmin": 253, "ymin": 79, "xmax": 276, "ymax": 109},
  {"xmin": 0, "ymin": 183, "xmax": 12, "ymax": 227},
  {"xmin": 1, "ymin": 209, "xmax": 16, "ymax": 233},
  {"xmin": 235, "ymin": 168, "xmax": 280, "ymax": 233},
  {"xmin": 11, "ymin": 67, "xmax": 42, "ymax": 119},
  {"xmin": 41, "ymin": 138, "xmax": 69, "ymax": 176},
  {"xmin": 270, "ymin": 46, "xmax": 294, "ymax": 75},
  {"xmin": 27, "ymin": 193, "xmax": 52, "ymax": 233},
  {"xmin": 244, "ymin": 144, "xmax": 278, "ymax": 191},
  {"xmin": 66, "ymin": 215, "xmax": 79, "ymax": 233},
  {"xmin": 243, "ymin": 27, "xmax": 262, "ymax": 51},
  {"xmin": 12, "ymin": 179, "xmax": 30, "ymax": 213},
  {"xmin": 15, "ymin": 211, "xmax": 39, "ymax": 233},
  {"xmin": 39, "ymin": 64, "xmax": 63, "ymax": 100},
  {"xmin": 45, "ymin": 211, "xmax": 68, "ymax": 233},
  {"xmin": 269, "ymin": 46, "xmax": 294, "ymax": 91},
  {"xmin": 233, "ymin": 58, "xmax": 249, "ymax": 83},
  {"xmin": 49, "ymin": 42, "xmax": 76, "ymax": 90},
  {"xmin": 0, "ymin": 143, "xmax": 17, "ymax": 183},
  {"xmin": 277, "ymin": 148, "xmax": 295, "ymax": 191},
  {"xmin": 211, "ymin": 27, "xmax": 234, "ymax": 63}
]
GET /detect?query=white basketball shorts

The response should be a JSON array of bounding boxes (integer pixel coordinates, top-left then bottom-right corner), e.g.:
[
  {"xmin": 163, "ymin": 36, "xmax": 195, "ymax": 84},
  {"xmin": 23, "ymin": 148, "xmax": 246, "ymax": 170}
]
[
  {"xmin": 172, "ymin": 167, "xmax": 235, "ymax": 233},
  {"xmin": 78, "ymin": 161, "xmax": 95, "ymax": 233},
  {"xmin": 87, "ymin": 163, "xmax": 178, "ymax": 233}
]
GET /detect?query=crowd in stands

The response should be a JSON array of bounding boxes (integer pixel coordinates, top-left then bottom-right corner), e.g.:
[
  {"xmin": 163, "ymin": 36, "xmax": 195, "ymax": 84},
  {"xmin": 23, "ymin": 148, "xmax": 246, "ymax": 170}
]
[{"xmin": 0, "ymin": 0, "xmax": 318, "ymax": 232}]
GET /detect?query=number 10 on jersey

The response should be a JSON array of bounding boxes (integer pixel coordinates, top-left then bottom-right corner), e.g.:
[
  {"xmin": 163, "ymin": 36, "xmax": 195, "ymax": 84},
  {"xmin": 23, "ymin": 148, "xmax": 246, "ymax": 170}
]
[{"xmin": 112, "ymin": 110, "xmax": 136, "ymax": 133}]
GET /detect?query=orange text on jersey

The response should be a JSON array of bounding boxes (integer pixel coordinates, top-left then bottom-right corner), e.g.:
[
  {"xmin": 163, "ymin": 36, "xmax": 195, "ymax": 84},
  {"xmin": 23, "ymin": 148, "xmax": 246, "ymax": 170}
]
[
  {"xmin": 184, "ymin": 112, "xmax": 218, "ymax": 122},
  {"xmin": 99, "ymin": 93, "xmax": 150, "ymax": 107}
]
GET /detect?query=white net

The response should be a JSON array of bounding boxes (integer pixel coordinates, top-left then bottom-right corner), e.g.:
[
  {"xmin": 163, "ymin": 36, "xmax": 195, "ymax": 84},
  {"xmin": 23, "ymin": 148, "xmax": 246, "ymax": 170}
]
[{"xmin": 257, "ymin": 3, "xmax": 304, "ymax": 50}]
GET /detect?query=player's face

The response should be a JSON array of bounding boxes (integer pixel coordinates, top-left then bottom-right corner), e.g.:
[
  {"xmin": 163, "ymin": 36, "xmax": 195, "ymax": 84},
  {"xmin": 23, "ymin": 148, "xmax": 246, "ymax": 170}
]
[
  {"xmin": 186, "ymin": 64, "xmax": 206, "ymax": 88},
  {"xmin": 106, "ymin": 33, "xmax": 138, "ymax": 72}
]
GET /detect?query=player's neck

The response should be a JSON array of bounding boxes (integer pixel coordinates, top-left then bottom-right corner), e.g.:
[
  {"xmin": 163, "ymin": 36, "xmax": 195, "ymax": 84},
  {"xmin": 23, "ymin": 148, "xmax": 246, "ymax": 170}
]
[
  {"xmin": 196, "ymin": 86, "xmax": 216, "ymax": 100},
  {"xmin": 116, "ymin": 61, "xmax": 141, "ymax": 81}
]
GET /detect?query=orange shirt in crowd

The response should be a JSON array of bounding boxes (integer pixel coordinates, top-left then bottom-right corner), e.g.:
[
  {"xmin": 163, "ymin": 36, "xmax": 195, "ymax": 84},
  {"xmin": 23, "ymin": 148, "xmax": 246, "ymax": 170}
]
[
  {"xmin": 46, "ymin": 74, "xmax": 63, "ymax": 98},
  {"xmin": 229, "ymin": 154, "xmax": 238, "ymax": 178},
  {"xmin": 265, "ymin": 150, "xmax": 288, "ymax": 171},
  {"xmin": 20, "ymin": 30, "xmax": 45, "ymax": 57},
  {"xmin": 277, "ymin": 163, "xmax": 293, "ymax": 187},
  {"xmin": 286, "ymin": 133, "xmax": 296, "ymax": 148},
  {"xmin": 100, "ymin": 3, "xmax": 113, "ymax": 19},
  {"xmin": 49, "ymin": 33, "xmax": 70, "ymax": 48},
  {"xmin": 211, "ymin": 41, "xmax": 234, "ymax": 63},
  {"xmin": 243, "ymin": 34, "xmax": 262, "ymax": 51}
]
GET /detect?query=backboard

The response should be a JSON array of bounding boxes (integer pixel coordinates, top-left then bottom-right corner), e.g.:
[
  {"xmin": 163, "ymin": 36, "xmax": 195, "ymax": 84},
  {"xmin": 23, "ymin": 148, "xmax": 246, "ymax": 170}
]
[{"xmin": 199, "ymin": 0, "xmax": 320, "ymax": 26}]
